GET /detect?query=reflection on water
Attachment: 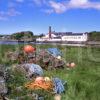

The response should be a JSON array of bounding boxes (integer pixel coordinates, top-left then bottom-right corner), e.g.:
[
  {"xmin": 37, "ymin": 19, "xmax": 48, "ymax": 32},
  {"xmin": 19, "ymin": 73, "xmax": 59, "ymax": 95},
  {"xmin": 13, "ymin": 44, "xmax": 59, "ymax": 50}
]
[
  {"xmin": 0, "ymin": 41, "xmax": 85, "ymax": 46},
  {"xmin": 0, "ymin": 41, "xmax": 28, "ymax": 45},
  {"xmin": 0, "ymin": 41, "xmax": 100, "ymax": 47}
]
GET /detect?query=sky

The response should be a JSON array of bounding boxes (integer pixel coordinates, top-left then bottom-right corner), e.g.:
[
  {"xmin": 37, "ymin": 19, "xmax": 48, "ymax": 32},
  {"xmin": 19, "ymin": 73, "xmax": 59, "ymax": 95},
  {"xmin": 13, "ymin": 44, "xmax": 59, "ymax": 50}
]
[{"xmin": 0, "ymin": 0, "xmax": 100, "ymax": 35}]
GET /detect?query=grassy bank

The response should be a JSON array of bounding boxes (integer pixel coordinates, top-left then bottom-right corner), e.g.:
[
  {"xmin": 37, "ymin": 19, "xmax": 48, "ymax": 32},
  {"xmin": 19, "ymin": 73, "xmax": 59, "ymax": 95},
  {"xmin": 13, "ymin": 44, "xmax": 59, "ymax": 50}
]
[{"xmin": 0, "ymin": 44, "xmax": 100, "ymax": 100}]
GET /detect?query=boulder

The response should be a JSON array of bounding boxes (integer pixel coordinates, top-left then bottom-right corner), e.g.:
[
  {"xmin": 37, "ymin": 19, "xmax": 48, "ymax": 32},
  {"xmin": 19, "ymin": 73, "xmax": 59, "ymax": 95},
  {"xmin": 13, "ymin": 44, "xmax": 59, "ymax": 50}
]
[{"xmin": 0, "ymin": 77, "xmax": 7, "ymax": 95}]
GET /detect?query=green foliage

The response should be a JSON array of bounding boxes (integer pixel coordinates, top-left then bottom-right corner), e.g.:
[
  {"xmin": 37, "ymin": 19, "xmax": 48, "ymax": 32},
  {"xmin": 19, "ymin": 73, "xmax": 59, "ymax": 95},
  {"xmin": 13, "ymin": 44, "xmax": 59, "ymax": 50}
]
[
  {"xmin": 88, "ymin": 31, "xmax": 100, "ymax": 41},
  {"xmin": 12, "ymin": 31, "xmax": 33, "ymax": 40},
  {"xmin": 0, "ymin": 44, "xmax": 100, "ymax": 100}
]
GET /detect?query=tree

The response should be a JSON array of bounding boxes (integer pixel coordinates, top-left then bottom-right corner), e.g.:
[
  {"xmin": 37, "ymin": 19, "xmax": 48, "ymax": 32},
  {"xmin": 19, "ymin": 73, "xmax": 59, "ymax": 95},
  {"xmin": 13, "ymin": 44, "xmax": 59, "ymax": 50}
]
[
  {"xmin": 39, "ymin": 33, "xmax": 44, "ymax": 37},
  {"xmin": 12, "ymin": 31, "xmax": 34, "ymax": 40},
  {"xmin": 88, "ymin": 31, "xmax": 100, "ymax": 41}
]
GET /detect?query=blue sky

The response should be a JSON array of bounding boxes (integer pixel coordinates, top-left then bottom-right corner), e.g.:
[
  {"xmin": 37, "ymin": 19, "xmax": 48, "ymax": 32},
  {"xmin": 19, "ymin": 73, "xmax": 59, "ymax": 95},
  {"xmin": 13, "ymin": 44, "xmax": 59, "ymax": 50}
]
[{"xmin": 0, "ymin": 0, "xmax": 100, "ymax": 35}]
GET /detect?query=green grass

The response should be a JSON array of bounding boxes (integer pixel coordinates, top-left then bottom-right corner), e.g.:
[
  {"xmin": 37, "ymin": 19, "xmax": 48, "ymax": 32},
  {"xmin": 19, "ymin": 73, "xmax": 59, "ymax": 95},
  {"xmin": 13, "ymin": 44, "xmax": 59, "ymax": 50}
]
[{"xmin": 0, "ymin": 44, "xmax": 100, "ymax": 100}]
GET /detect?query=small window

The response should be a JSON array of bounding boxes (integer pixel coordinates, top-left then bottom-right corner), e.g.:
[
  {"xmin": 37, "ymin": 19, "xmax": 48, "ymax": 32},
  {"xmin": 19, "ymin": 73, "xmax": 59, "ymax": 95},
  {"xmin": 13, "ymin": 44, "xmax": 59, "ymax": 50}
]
[{"xmin": 78, "ymin": 37, "xmax": 81, "ymax": 39}]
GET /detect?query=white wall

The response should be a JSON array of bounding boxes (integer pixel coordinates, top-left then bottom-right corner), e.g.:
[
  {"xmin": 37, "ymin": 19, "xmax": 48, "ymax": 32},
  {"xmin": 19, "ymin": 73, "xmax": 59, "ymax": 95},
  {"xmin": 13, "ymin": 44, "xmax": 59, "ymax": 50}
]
[
  {"xmin": 36, "ymin": 38, "xmax": 61, "ymax": 42},
  {"xmin": 36, "ymin": 33, "xmax": 88, "ymax": 42},
  {"xmin": 61, "ymin": 34, "xmax": 87, "ymax": 42}
]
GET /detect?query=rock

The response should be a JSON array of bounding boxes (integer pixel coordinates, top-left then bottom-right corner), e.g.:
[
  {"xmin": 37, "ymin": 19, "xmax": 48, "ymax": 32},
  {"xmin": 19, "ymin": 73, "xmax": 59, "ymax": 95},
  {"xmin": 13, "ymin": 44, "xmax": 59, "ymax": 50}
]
[
  {"xmin": 54, "ymin": 94, "xmax": 61, "ymax": 100},
  {"xmin": 12, "ymin": 64, "xmax": 27, "ymax": 75},
  {"xmin": 15, "ymin": 86, "xmax": 23, "ymax": 93},
  {"xmin": 6, "ymin": 52, "xmax": 18, "ymax": 61},
  {"xmin": 0, "ymin": 77, "xmax": 7, "ymax": 95}
]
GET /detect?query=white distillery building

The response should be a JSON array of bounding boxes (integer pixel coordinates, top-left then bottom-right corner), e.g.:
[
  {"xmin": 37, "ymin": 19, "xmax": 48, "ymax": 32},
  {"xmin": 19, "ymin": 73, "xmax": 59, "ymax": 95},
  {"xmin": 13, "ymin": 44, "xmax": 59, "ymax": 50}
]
[
  {"xmin": 61, "ymin": 33, "xmax": 88, "ymax": 42},
  {"xmin": 36, "ymin": 26, "xmax": 88, "ymax": 43}
]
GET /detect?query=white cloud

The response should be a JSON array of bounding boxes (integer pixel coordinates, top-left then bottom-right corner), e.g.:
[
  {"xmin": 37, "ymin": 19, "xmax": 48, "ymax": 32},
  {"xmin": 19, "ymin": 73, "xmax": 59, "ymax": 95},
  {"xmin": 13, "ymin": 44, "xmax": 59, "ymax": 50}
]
[
  {"xmin": 69, "ymin": 0, "xmax": 100, "ymax": 9},
  {"xmin": 0, "ymin": 8, "xmax": 21, "ymax": 21},
  {"xmin": 42, "ymin": 9, "xmax": 54, "ymax": 14},
  {"xmin": 0, "ymin": 0, "xmax": 22, "ymax": 21},
  {"xmin": 33, "ymin": 0, "xmax": 42, "ymax": 5},
  {"xmin": 49, "ymin": 1, "xmax": 66, "ymax": 13},
  {"xmin": 32, "ymin": 0, "xmax": 46, "ymax": 6},
  {"xmin": 7, "ymin": 8, "xmax": 21, "ymax": 16},
  {"xmin": 0, "ymin": 16, "xmax": 7, "ymax": 21},
  {"xmin": 15, "ymin": 0, "xmax": 24, "ymax": 3},
  {"xmin": 70, "ymin": 0, "xmax": 88, "ymax": 6},
  {"xmin": 47, "ymin": 0, "xmax": 100, "ymax": 13},
  {"xmin": 0, "ymin": 11, "xmax": 8, "ymax": 21}
]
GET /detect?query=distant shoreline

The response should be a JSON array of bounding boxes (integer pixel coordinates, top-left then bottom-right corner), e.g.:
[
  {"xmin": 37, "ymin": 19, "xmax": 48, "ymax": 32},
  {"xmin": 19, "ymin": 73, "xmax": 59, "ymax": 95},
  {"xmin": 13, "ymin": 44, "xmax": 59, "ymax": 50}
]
[{"xmin": 0, "ymin": 40, "xmax": 100, "ymax": 47}]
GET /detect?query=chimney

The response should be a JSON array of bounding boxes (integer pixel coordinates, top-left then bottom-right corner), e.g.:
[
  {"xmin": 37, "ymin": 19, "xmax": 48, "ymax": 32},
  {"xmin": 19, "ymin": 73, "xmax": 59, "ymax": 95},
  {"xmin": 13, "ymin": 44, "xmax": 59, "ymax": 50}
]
[{"xmin": 49, "ymin": 26, "xmax": 52, "ymax": 38}]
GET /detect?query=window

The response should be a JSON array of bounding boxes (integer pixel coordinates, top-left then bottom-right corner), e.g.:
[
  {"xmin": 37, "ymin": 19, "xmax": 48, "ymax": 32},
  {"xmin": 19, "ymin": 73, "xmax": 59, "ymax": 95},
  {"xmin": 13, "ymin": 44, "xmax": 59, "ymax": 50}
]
[{"xmin": 78, "ymin": 36, "xmax": 81, "ymax": 39}]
